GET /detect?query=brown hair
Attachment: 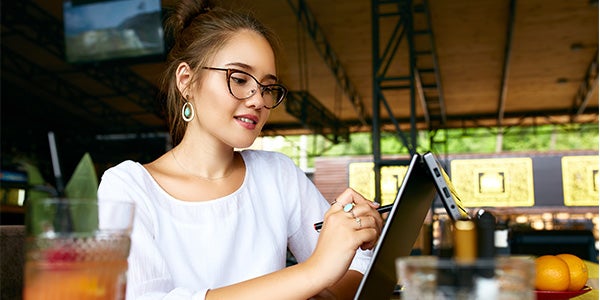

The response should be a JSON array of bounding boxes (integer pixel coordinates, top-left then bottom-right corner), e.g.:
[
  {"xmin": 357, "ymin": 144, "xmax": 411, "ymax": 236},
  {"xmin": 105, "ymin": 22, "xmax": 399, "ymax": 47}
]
[{"xmin": 160, "ymin": 0, "xmax": 281, "ymax": 146}]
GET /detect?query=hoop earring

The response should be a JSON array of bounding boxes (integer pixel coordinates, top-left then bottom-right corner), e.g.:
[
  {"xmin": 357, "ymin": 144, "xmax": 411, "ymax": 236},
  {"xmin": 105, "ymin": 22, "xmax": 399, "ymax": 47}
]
[{"xmin": 182, "ymin": 101, "xmax": 195, "ymax": 122}]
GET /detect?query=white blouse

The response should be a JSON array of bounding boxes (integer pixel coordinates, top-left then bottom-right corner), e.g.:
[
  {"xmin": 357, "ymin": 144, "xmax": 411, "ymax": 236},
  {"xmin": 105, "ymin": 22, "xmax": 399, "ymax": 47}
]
[{"xmin": 98, "ymin": 150, "xmax": 372, "ymax": 299}]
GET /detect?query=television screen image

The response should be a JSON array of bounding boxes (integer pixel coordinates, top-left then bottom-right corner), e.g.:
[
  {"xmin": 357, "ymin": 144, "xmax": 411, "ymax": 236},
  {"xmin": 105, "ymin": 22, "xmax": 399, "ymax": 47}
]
[{"xmin": 63, "ymin": 0, "xmax": 165, "ymax": 64}]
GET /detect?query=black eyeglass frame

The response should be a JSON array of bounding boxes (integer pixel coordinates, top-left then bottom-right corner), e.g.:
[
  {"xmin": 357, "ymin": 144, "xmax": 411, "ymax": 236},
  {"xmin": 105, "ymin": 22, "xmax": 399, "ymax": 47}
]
[{"xmin": 201, "ymin": 67, "xmax": 288, "ymax": 109}]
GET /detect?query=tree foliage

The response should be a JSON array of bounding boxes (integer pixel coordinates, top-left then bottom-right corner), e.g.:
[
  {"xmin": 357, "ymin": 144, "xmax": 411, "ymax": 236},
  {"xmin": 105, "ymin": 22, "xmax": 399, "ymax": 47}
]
[{"xmin": 263, "ymin": 124, "xmax": 598, "ymax": 169}]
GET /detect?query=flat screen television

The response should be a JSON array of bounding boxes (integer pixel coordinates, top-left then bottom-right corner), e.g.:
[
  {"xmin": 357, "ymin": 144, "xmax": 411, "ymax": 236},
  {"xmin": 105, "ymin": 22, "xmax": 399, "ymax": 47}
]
[{"xmin": 63, "ymin": 0, "xmax": 165, "ymax": 64}]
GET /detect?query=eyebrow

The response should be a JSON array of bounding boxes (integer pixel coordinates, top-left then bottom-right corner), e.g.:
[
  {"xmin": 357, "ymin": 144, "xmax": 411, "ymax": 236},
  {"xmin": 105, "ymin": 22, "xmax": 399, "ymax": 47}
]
[{"xmin": 224, "ymin": 62, "xmax": 279, "ymax": 82}]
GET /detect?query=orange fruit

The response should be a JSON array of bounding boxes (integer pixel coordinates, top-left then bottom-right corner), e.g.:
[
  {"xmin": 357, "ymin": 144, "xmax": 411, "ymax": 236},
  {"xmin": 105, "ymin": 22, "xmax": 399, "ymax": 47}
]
[
  {"xmin": 534, "ymin": 255, "xmax": 570, "ymax": 291},
  {"xmin": 556, "ymin": 253, "xmax": 589, "ymax": 291}
]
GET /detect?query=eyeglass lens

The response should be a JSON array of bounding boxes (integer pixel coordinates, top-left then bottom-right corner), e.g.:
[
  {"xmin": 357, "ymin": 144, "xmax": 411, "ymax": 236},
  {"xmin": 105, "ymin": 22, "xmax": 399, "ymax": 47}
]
[{"xmin": 228, "ymin": 71, "xmax": 285, "ymax": 108}]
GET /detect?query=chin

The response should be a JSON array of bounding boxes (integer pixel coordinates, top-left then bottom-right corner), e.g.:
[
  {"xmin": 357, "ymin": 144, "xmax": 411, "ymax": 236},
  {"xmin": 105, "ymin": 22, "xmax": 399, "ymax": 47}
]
[{"xmin": 232, "ymin": 136, "xmax": 259, "ymax": 150}]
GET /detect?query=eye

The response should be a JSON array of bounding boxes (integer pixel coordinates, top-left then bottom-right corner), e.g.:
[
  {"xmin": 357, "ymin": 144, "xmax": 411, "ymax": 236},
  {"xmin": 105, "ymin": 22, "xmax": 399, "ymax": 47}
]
[{"xmin": 230, "ymin": 71, "xmax": 251, "ymax": 86}]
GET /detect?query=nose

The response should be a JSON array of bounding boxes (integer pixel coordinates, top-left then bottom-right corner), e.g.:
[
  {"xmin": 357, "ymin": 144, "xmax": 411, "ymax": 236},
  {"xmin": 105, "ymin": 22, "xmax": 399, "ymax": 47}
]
[{"xmin": 243, "ymin": 88, "xmax": 270, "ymax": 109}]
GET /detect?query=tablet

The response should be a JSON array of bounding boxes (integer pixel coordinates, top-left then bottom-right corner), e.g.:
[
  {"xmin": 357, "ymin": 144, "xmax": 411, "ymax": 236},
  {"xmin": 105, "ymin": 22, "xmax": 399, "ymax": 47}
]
[
  {"xmin": 354, "ymin": 153, "xmax": 437, "ymax": 300},
  {"xmin": 422, "ymin": 151, "xmax": 470, "ymax": 221}
]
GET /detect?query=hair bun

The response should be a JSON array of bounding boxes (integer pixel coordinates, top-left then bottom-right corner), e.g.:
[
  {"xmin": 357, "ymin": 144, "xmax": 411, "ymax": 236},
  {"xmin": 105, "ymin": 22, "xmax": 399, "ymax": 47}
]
[
  {"xmin": 182, "ymin": 0, "xmax": 214, "ymax": 27},
  {"xmin": 163, "ymin": 0, "xmax": 215, "ymax": 53}
]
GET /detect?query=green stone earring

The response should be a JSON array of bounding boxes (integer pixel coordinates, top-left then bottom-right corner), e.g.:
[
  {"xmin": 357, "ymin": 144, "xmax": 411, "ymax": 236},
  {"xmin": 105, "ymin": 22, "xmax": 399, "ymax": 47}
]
[{"xmin": 182, "ymin": 101, "xmax": 195, "ymax": 122}]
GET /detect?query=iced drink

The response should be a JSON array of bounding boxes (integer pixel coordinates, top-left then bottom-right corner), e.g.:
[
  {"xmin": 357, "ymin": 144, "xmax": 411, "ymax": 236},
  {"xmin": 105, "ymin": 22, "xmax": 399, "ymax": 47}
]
[{"xmin": 23, "ymin": 199, "xmax": 134, "ymax": 300}]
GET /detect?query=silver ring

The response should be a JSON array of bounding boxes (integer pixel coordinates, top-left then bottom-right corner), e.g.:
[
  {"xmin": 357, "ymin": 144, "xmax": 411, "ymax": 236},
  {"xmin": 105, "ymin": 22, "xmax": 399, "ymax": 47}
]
[
  {"xmin": 343, "ymin": 203, "xmax": 355, "ymax": 213},
  {"xmin": 330, "ymin": 200, "xmax": 337, "ymax": 206},
  {"xmin": 355, "ymin": 217, "xmax": 362, "ymax": 228}
]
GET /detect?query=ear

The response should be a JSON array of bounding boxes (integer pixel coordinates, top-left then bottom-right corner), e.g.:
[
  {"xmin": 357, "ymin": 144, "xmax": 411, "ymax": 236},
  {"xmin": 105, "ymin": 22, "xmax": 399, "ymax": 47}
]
[{"xmin": 176, "ymin": 62, "xmax": 192, "ymax": 98}]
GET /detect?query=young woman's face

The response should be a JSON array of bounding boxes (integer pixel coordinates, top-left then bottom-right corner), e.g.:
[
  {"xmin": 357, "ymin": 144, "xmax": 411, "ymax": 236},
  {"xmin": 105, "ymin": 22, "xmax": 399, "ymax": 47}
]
[{"xmin": 192, "ymin": 30, "xmax": 278, "ymax": 149}]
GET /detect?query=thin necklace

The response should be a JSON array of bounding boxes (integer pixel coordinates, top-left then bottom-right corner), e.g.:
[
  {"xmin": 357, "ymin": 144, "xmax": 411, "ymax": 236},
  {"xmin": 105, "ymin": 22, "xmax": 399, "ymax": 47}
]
[{"xmin": 171, "ymin": 149, "xmax": 234, "ymax": 181}]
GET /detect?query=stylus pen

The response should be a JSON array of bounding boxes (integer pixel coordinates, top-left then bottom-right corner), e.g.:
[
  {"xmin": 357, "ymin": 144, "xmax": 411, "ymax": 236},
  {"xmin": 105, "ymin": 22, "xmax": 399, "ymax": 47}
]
[{"xmin": 313, "ymin": 204, "xmax": 393, "ymax": 232}]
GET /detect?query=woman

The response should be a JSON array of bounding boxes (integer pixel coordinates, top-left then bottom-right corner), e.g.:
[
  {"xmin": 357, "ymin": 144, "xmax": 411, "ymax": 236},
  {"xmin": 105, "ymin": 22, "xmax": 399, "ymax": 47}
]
[{"xmin": 98, "ymin": 1, "xmax": 383, "ymax": 299}]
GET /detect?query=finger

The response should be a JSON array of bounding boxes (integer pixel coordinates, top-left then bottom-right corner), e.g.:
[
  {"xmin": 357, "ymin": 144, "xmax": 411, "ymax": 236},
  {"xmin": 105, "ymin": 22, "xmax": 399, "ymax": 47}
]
[
  {"xmin": 323, "ymin": 198, "xmax": 346, "ymax": 218},
  {"xmin": 320, "ymin": 214, "xmax": 379, "ymax": 252},
  {"xmin": 367, "ymin": 200, "xmax": 381, "ymax": 209},
  {"xmin": 353, "ymin": 215, "xmax": 379, "ymax": 232},
  {"xmin": 355, "ymin": 227, "xmax": 380, "ymax": 250},
  {"xmin": 353, "ymin": 216, "xmax": 362, "ymax": 229},
  {"xmin": 342, "ymin": 190, "xmax": 381, "ymax": 215},
  {"xmin": 348, "ymin": 203, "xmax": 380, "ymax": 222},
  {"xmin": 335, "ymin": 188, "xmax": 364, "ymax": 207},
  {"xmin": 359, "ymin": 227, "xmax": 380, "ymax": 250},
  {"xmin": 346, "ymin": 188, "xmax": 378, "ymax": 206},
  {"xmin": 321, "ymin": 204, "xmax": 360, "ymax": 232},
  {"xmin": 333, "ymin": 189, "xmax": 383, "ymax": 231},
  {"xmin": 351, "ymin": 212, "xmax": 383, "ymax": 238}
]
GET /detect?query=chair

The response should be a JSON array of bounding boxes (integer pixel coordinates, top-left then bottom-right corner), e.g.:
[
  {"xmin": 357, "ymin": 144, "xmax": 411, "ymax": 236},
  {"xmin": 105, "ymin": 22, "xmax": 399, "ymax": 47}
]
[{"xmin": 0, "ymin": 225, "xmax": 25, "ymax": 300}]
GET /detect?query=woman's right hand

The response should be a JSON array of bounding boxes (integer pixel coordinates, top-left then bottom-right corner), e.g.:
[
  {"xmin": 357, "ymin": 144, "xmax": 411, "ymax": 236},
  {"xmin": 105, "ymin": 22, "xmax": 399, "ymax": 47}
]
[{"xmin": 306, "ymin": 188, "xmax": 384, "ymax": 286}]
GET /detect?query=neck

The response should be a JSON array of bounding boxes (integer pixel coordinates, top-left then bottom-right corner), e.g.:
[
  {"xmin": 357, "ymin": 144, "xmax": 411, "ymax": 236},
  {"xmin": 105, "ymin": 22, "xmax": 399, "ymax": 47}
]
[{"xmin": 171, "ymin": 143, "xmax": 237, "ymax": 181}]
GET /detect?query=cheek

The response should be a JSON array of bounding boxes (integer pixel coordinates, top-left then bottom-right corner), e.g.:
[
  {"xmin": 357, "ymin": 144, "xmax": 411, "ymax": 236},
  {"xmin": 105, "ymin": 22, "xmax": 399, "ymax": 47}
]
[
  {"xmin": 196, "ymin": 74, "xmax": 234, "ymax": 105},
  {"xmin": 260, "ymin": 110, "xmax": 271, "ymax": 124},
  {"xmin": 197, "ymin": 101, "xmax": 235, "ymax": 124},
  {"xmin": 196, "ymin": 85, "xmax": 237, "ymax": 113}
]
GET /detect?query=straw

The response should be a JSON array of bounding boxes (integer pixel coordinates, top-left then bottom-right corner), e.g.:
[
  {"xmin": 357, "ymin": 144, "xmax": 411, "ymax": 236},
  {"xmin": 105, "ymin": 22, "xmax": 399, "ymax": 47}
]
[
  {"xmin": 47, "ymin": 131, "xmax": 72, "ymax": 232},
  {"xmin": 47, "ymin": 131, "xmax": 65, "ymax": 196}
]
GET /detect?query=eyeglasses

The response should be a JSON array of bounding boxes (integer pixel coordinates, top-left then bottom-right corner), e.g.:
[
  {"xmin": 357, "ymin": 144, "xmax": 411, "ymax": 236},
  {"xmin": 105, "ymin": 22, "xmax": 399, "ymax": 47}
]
[{"xmin": 202, "ymin": 67, "xmax": 287, "ymax": 109}]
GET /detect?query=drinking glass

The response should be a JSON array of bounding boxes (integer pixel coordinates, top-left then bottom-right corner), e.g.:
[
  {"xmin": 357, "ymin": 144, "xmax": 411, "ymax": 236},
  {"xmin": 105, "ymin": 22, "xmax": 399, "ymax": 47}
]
[
  {"xmin": 396, "ymin": 256, "xmax": 535, "ymax": 300},
  {"xmin": 23, "ymin": 198, "xmax": 135, "ymax": 300}
]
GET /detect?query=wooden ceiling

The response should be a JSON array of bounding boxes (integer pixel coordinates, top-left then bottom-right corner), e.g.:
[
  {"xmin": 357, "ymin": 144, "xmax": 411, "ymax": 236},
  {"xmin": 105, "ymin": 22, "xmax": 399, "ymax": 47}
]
[{"xmin": 1, "ymin": 0, "xmax": 598, "ymax": 145}]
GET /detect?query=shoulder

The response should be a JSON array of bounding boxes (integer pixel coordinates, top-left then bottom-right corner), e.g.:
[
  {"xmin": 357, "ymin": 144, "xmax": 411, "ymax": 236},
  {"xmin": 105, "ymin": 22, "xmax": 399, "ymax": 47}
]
[
  {"xmin": 98, "ymin": 160, "xmax": 156, "ymax": 202},
  {"xmin": 102, "ymin": 160, "xmax": 144, "ymax": 176},
  {"xmin": 100, "ymin": 160, "xmax": 148, "ymax": 184}
]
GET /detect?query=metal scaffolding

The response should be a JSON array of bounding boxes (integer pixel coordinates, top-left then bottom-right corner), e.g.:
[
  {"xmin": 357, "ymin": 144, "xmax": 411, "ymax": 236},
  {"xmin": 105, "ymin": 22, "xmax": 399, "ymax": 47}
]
[{"xmin": 371, "ymin": 0, "xmax": 446, "ymax": 202}]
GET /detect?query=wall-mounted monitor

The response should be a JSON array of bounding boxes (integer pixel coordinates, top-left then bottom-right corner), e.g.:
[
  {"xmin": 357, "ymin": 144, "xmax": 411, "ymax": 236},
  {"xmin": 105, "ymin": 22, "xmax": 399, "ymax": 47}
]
[{"xmin": 63, "ymin": 0, "xmax": 165, "ymax": 64}]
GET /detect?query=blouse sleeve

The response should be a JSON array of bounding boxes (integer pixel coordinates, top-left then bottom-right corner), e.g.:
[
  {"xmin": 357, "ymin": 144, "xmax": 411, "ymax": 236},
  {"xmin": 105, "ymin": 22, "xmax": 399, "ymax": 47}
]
[
  {"xmin": 97, "ymin": 162, "xmax": 208, "ymax": 300},
  {"xmin": 271, "ymin": 153, "xmax": 373, "ymax": 274}
]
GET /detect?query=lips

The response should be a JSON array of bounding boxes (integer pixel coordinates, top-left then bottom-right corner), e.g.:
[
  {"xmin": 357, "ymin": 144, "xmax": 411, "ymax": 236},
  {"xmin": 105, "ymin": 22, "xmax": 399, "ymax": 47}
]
[
  {"xmin": 234, "ymin": 114, "xmax": 260, "ymax": 130},
  {"xmin": 235, "ymin": 116, "xmax": 257, "ymax": 125}
]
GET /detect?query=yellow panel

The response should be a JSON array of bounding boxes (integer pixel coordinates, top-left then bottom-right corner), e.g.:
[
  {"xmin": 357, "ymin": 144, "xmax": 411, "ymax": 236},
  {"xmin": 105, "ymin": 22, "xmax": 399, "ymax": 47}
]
[
  {"xmin": 450, "ymin": 158, "xmax": 535, "ymax": 207},
  {"xmin": 348, "ymin": 162, "xmax": 409, "ymax": 205},
  {"xmin": 562, "ymin": 156, "xmax": 599, "ymax": 206}
]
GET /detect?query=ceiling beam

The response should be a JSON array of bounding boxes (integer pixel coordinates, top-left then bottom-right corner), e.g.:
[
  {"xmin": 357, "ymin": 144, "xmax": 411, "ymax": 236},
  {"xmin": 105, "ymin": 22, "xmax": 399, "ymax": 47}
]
[
  {"xmin": 285, "ymin": 91, "xmax": 350, "ymax": 144},
  {"xmin": 280, "ymin": 107, "xmax": 597, "ymax": 131},
  {"xmin": 286, "ymin": 0, "xmax": 369, "ymax": 125},
  {"xmin": 261, "ymin": 104, "xmax": 599, "ymax": 136},
  {"xmin": 497, "ymin": 0, "xmax": 517, "ymax": 126}
]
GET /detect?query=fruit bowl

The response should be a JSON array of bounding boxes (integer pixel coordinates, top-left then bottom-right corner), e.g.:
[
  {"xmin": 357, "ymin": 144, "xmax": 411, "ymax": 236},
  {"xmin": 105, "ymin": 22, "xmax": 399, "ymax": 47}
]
[{"xmin": 535, "ymin": 286, "xmax": 592, "ymax": 300}]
